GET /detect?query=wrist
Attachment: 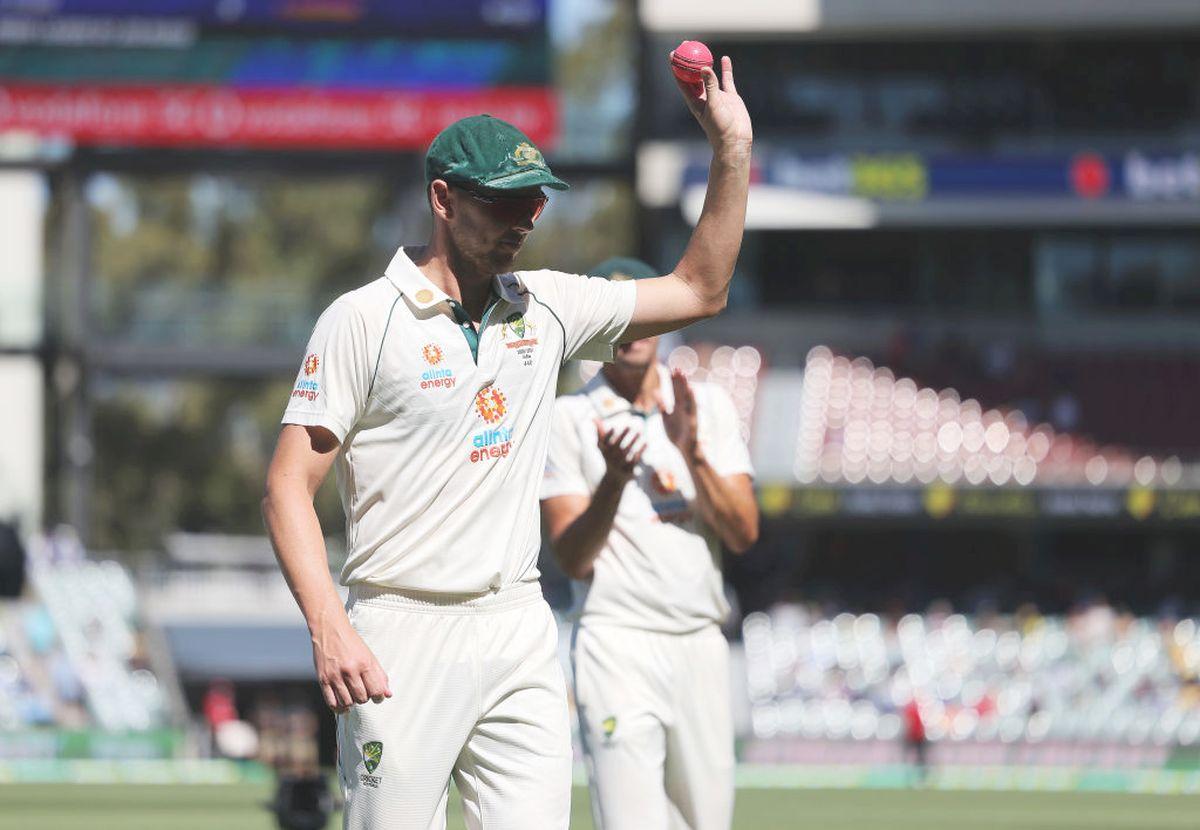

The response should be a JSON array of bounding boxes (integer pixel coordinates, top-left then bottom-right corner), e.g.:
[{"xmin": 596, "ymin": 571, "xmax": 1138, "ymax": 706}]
[
  {"xmin": 600, "ymin": 469, "xmax": 632, "ymax": 489},
  {"xmin": 305, "ymin": 598, "xmax": 348, "ymax": 635},
  {"xmin": 683, "ymin": 444, "xmax": 707, "ymax": 468},
  {"xmin": 712, "ymin": 141, "xmax": 753, "ymax": 166}
]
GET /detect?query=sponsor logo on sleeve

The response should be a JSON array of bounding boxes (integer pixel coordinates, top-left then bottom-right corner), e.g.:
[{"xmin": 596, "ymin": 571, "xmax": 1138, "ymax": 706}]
[{"xmin": 291, "ymin": 353, "xmax": 321, "ymax": 401}]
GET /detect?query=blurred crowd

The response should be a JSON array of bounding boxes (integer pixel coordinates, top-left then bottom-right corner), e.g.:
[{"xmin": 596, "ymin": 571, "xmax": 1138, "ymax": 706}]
[
  {"xmin": 744, "ymin": 599, "xmax": 1200, "ymax": 758},
  {"xmin": 0, "ymin": 530, "xmax": 166, "ymax": 733}
]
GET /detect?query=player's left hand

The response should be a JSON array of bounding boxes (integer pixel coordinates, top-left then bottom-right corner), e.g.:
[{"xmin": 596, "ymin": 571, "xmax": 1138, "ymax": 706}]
[
  {"xmin": 671, "ymin": 54, "xmax": 753, "ymax": 156},
  {"xmin": 659, "ymin": 369, "xmax": 700, "ymax": 460}
]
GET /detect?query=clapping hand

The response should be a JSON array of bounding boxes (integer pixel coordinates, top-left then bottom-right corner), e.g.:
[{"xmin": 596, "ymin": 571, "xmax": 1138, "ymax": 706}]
[
  {"xmin": 595, "ymin": 420, "xmax": 645, "ymax": 485},
  {"xmin": 659, "ymin": 369, "xmax": 699, "ymax": 460}
]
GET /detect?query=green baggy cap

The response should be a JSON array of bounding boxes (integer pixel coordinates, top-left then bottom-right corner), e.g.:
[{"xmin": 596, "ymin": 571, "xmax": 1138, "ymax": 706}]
[
  {"xmin": 425, "ymin": 114, "xmax": 568, "ymax": 192},
  {"xmin": 589, "ymin": 257, "xmax": 659, "ymax": 281}
]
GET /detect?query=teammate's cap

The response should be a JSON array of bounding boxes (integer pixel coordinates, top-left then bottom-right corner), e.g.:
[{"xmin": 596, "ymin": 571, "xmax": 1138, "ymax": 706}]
[
  {"xmin": 425, "ymin": 114, "xmax": 569, "ymax": 192},
  {"xmin": 588, "ymin": 257, "xmax": 659, "ymax": 282}
]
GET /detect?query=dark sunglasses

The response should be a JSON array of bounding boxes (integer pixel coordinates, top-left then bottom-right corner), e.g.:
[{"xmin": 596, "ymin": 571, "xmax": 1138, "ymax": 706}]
[{"xmin": 454, "ymin": 185, "xmax": 548, "ymax": 222}]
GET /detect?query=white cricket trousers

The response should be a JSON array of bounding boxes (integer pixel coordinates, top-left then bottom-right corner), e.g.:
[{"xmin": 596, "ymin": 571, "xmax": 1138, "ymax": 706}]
[
  {"xmin": 337, "ymin": 581, "xmax": 572, "ymax": 830},
  {"xmin": 571, "ymin": 623, "xmax": 734, "ymax": 830}
]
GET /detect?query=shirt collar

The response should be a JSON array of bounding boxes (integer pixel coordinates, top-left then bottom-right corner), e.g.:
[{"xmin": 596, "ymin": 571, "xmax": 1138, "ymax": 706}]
[
  {"xmin": 585, "ymin": 363, "xmax": 673, "ymax": 419},
  {"xmin": 384, "ymin": 246, "xmax": 450, "ymax": 311},
  {"xmin": 386, "ymin": 247, "xmax": 523, "ymax": 314},
  {"xmin": 494, "ymin": 271, "xmax": 527, "ymax": 304}
]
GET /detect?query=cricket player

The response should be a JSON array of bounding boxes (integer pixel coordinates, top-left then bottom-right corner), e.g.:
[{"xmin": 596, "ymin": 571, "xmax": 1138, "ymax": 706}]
[
  {"xmin": 262, "ymin": 55, "xmax": 751, "ymax": 829},
  {"xmin": 540, "ymin": 258, "xmax": 760, "ymax": 829}
]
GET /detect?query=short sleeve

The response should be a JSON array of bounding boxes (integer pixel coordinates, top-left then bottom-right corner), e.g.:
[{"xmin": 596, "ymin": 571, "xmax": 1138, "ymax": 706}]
[
  {"xmin": 522, "ymin": 270, "xmax": 636, "ymax": 362},
  {"xmin": 540, "ymin": 402, "xmax": 592, "ymax": 500},
  {"xmin": 281, "ymin": 300, "xmax": 370, "ymax": 443},
  {"xmin": 699, "ymin": 384, "xmax": 755, "ymax": 478}
]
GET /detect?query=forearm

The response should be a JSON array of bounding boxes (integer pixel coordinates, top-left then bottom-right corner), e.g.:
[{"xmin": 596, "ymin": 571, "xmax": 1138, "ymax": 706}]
[
  {"xmin": 262, "ymin": 483, "xmax": 346, "ymax": 633},
  {"xmin": 685, "ymin": 451, "xmax": 758, "ymax": 553},
  {"xmin": 552, "ymin": 474, "xmax": 626, "ymax": 579},
  {"xmin": 673, "ymin": 147, "xmax": 752, "ymax": 312}
]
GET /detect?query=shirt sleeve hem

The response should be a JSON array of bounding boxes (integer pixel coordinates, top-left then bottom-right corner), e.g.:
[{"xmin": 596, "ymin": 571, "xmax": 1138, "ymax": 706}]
[
  {"xmin": 611, "ymin": 278, "xmax": 637, "ymax": 343},
  {"xmin": 538, "ymin": 483, "xmax": 592, "ymax": 501},
  {"xmin": 709, "ymin": 463, "xmax": 756, "ymax": 479},
  {"xmin": 281, "ymin": 412, "xmax": 349, "ymax": 443}
]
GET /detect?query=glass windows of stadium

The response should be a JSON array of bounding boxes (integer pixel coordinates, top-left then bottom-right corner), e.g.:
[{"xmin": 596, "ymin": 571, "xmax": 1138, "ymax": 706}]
[{"xmin": 642, "ymin": 36, "xmax": 1200, "ymax": 149}]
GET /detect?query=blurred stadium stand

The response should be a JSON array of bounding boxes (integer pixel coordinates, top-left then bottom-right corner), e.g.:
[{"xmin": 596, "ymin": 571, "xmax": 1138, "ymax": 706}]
[
  {"xmin": 740, "ymin": 602, "xmax": 1200, "ymax": 769},
  {"xmin": 0, "ymin": 529, "xmax": 189, "ymax": 758}
]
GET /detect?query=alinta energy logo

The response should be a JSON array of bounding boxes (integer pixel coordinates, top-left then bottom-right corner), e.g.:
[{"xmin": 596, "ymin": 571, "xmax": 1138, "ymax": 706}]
[
  {"xmin": 651, "ymin": 469, "xmax": 678, "ymax": 496},
  {"xmin": 360, "ymin": 740, "xmax": 383, "ymax": 788},
  {"xmin": 292, "ymin": 353, "xmax": 321, "ymax": 401},
  {"xmin": 474, "ymin": 385, "xmax": 507, "ymax": 424},
  {"xmin": 648, "ymin": 466, "xmax": 691, "ymax": 524},
  {"xmin": 419, "ymin": 343, "xmax": 454, "ymax": 390},
  {"xmin": 470, "ymin": 425, "xmax": 514, "ymax": 464}
]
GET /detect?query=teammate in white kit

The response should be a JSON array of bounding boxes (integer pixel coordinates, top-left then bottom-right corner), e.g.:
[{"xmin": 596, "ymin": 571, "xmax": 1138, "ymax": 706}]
[
  {"xmin": 540, "ymin": 257, "xmax": 760, "ymax": 830},
  {"xmin": 261, "ymin": 55, "xmax": 751, "ymax": 830}
]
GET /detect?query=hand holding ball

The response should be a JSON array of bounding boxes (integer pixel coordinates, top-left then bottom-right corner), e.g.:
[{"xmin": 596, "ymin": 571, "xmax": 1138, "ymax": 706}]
[{"xmin": 670, "ymin": 40, "xmax": 714, "ymax": 99}]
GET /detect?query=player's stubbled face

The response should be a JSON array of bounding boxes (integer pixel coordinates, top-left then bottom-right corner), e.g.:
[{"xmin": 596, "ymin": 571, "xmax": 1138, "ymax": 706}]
[
  {"xmin": 615, "ymin": 336, "xmax": 659, "ymax": 369},
  {"xmin": 449, "ymin": 186, "xmax": 546, "ymax": 274}
]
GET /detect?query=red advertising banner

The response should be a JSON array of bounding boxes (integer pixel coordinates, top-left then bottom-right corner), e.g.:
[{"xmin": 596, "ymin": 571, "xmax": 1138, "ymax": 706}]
[{"xmin": 0, "ymin": 84, "xmax": 558, "ymax": 150}]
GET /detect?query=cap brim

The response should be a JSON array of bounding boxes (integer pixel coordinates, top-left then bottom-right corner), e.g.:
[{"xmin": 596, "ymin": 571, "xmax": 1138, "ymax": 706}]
[{"xmin": 480, "ymin": 167, "xmax": 570, "ymax": 191}]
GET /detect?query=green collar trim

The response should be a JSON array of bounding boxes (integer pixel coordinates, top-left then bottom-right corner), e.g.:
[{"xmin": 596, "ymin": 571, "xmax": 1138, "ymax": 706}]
[{"xmin": 447, "ymin": 288, "xmax": 502, "ymax": 364}]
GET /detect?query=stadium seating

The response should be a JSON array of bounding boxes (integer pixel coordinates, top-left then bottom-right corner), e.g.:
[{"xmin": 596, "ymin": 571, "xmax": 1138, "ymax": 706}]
[
  {"xmin": 661, "ymin": 341, "xmax": 1200, "ymax": 489},
  {"xmin": 743, "ymin": 602, "xmax": 1200, "ymax": 763},
  {"xmin": 792, "ymin": 346, "xmax": 1196, "ymax": 488},
  {"xmin": 0, "ymin": 531, "xmax": 170, "ymax": 732}
]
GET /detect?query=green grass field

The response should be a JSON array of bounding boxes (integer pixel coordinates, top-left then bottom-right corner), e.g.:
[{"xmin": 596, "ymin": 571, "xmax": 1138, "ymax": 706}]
[{"xmin": 3, "ymin": 784, "xmax": 1200, "ymax": 830}]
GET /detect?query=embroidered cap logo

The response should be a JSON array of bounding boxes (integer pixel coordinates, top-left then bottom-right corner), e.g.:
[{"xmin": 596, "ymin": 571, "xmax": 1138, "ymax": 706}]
[{"xmin": 511, "ymin": 142, "xmax": 544, "ymax": 168}]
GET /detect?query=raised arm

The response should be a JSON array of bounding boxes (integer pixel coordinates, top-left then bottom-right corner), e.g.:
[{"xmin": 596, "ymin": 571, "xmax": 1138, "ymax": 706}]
[
  {"xmin": 622, "ymin": 54, "xmax": 753, "ymax": 342},
  {"xmin": 262, "ymin": 424, "xmax": 391, "ymax": 712}
]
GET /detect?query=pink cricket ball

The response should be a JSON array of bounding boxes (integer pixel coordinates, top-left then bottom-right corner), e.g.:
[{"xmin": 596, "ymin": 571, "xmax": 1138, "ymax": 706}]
[{"xmin": 670, "ymin": 40, "xmax": 713, "ymax": 98}]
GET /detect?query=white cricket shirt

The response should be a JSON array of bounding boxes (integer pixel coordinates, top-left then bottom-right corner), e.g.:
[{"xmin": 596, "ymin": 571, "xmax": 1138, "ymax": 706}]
[
  {"xmin": 281, "ymin": 246, "xmax": 636, "ymax": 593},
  {"xmin": 540, "ymin": 365, "xmax": 754, "ymax": 634}
]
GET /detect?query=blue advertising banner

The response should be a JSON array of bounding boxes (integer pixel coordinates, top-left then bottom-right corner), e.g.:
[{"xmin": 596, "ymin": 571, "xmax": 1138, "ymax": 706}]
[
  {"xmin": 684, "ymin": 150, "xmax": 1200, "ymax": 203},
  {"xmin": 1, "ymin": 0, "xmax": 547, "ymax": 37}
]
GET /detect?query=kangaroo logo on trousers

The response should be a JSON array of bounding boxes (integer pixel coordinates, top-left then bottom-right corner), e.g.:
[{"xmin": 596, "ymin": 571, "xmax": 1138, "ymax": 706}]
[
  {"xmin": 360, "ymin": 741, "xmax": 383, "ymax": 788},
  {"xmin": 363, "ymin": 741, "xmax": 383, "ymax": 773},
  {"xmin": 601, "ymin": 716, "xmax": 617, "ymax": 746}
]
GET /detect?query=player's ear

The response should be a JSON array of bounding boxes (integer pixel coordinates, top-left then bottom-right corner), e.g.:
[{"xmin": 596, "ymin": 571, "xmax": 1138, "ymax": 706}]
[{"xmin": 430, "ymin": 180, "xmax": 454, "ymax": 221}]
